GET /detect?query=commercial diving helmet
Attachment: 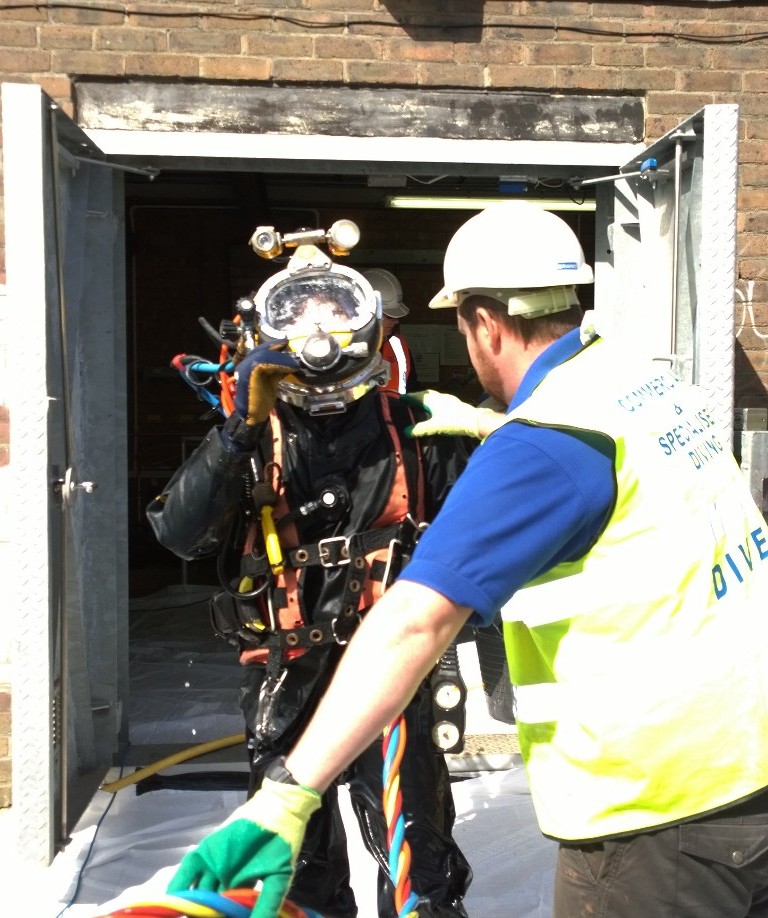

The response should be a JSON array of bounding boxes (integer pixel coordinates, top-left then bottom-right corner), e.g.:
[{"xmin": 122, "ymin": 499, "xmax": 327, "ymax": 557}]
[{"xmin": 248, "ymin": 221, "xmax": 388, "ymax": 415}]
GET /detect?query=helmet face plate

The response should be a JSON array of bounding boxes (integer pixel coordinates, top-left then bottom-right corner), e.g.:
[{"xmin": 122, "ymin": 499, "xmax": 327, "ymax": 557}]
[
  {"xmin": 262, "ymin": 271, "xmax": 375, "ymax": 337},
  {"xmin": 253, "ymin": 249, "xmax": 385, "ymax": 411}
]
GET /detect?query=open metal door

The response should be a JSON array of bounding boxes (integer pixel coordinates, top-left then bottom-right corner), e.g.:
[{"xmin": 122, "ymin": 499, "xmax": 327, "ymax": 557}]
[
  {"xmin": 592, "ymin": 104, "xmax": 739, "ymax": 445},
  {"xmin": 2, "ymin": 82, "xmax": 129, "ymax": 864}
]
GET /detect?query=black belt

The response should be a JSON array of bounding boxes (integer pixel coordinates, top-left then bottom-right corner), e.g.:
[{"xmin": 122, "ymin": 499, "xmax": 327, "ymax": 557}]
[
  {"xmin": 241, "ymin": 522, "xmax": 407, "ymax": 579},
  {"xmin": 287, "ymin": 525, "xmax": 402, "ymax": 569}
]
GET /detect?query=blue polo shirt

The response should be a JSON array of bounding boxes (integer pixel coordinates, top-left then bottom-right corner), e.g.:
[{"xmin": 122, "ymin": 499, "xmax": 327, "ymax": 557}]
[{"xmin": 401, "ymin": 329, "xmax": 616, "ymax": 627}]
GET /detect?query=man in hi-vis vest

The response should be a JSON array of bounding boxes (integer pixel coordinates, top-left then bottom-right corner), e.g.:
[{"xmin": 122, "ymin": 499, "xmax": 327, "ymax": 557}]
[
  {"xmin": 363, "ymin": 268, "xmax": 419, "ymax": 394},
  {"xmin": 167, "ymin": 201, "xmax": 768, "ymax": 918}
]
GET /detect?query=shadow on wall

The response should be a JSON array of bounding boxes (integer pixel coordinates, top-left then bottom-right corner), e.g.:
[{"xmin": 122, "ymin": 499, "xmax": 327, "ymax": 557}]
[
  {"xmin": 378, "ymin": 1, "xmax": 484, "ymax": 41},
  {"xmin": 735, "ymin": 339, "xmax": 768, "ymax": 406}
]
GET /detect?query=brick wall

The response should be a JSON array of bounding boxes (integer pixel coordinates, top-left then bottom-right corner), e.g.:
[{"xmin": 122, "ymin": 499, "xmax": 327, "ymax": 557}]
[
  {"xmin": 1, "ymin": 0, "xmax": 767, "ymax": 808},
  {"xmin": 0, "ymin": 1, "xmax": 766, "ymax": 395}
]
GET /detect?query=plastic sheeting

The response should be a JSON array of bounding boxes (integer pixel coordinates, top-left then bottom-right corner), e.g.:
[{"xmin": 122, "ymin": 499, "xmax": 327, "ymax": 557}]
[
  {"xmin": 34, "ymin": 764, "xmax": 556, "ymax": 918},
  {"xmin": 129, "ymin": 640, "xmax": 245, "ymax": 745},
  {"xmin": 127, "ymin": 586, "xmax": 246, "ymax": 746},
  {"xmin": 6, "ymin": 590, "xmax": 557, "ymax": 917}
]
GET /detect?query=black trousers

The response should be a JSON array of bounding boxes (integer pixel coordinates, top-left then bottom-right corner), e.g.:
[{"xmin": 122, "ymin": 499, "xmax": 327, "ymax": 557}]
[
  {"xmin": 554, "ymin": 789, "xmax": 768, "ymax": 918},
  {"xmin": 241, "ymin": 650, "xmax": 472, "ymax": 918}
]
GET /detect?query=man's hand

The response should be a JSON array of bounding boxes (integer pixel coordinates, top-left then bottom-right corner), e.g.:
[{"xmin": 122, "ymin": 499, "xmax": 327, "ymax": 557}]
[
  {"xmin": 167, "ymin": 777, "xmax": 321, "ymax": 917},
  {"xmin": 234, "ymin": 343, "xmax": 301, "ymax": 426},
  {"xmin": 402, "ymin": 390, "xmax": 505, "ymax": 440}
]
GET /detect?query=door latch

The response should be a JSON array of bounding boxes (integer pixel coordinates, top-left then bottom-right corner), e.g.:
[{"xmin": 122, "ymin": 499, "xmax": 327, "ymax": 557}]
[{"xmin": 53, "ymin": 466, "xmax": 98, "ymax": 506}]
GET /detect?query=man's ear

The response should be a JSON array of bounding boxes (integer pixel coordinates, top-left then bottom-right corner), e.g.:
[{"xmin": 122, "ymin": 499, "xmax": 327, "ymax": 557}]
[{"xmin": 475, "ymin": 306, "xmax": 503, "ymax": 351}]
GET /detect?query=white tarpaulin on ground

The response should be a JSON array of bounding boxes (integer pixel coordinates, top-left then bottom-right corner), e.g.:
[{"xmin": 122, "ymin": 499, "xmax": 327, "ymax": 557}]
[
  {"xmin": 4, "ymin": 600, "xmax": 557, "ymax": 918},
  {"xmin": 36, "ymin": 763, "xmax": 555, "ymax": 918}
]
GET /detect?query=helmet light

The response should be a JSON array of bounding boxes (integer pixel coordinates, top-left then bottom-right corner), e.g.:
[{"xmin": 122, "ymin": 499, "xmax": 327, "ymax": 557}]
[
  {"xmin": 249, "ymin": 227, "xmax": 283, "ymax": 260},
  {"xmin": 248, "ymin": 220, "xmax": 361, "ymax": 261},
  {"xmin": 326, "ymin": 219, "xmax": 361, "ymax": 256}
]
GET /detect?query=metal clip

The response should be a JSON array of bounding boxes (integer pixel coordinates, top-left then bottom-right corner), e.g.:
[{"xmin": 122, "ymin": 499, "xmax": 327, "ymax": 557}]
[
  {"xmin": 405, "ymin": 513, "xmax": 429, "ymax": 545},
  {"xmin": 318, "ymin": 536, "xmax": 350, "ymax": 567},
  {"xmin": 381, "ymin": 537, "xmax": 402, "ymax": 590},
  {"xmin": 266, "ymin": 591, "xmax": 277, "ymax": 632},
  {"xmin": 332, "ymin": 608, "xmax": 361, "ymax": 645}
]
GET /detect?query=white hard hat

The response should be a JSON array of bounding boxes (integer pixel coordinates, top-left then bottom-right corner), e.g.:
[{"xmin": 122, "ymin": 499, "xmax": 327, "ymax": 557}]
[
  {"xmin": 362, "ymin": 268, "xmax": 410, "ymax": 319},
  {"xmin": 429, "ymin": 200, "xmax": 594, "ymax": 318}
]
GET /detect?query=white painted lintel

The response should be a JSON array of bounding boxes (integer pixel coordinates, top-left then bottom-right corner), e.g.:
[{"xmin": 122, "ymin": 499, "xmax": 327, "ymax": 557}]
[{"xmin": 84, "ymin": 129, "xmax": 642, "ymax": 168}]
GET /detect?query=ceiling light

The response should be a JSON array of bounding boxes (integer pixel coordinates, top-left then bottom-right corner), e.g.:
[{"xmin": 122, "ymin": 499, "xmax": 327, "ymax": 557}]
[{"xmin": 385, "ymin": 195, "xmax": 595, "ymax": 212}]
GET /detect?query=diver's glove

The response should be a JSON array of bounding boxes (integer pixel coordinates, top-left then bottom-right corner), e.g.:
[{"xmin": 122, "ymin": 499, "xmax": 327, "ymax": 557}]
[
  {"xmin": 403, "ymin": 390, "xmax": 504, "ymax": 440},
  {"xmin": 167, "ymin": 775, "xmax": 321, "ymax": 918},
  {"xmin": 234, "ymin": 343, "xmax": 301, "ymax": 427}
]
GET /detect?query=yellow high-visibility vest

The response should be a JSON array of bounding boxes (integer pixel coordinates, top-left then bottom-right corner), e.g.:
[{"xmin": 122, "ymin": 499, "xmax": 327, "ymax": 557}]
[{"xmin": 501, "ymin": 336, "xmax": 768, "ymax": 841}]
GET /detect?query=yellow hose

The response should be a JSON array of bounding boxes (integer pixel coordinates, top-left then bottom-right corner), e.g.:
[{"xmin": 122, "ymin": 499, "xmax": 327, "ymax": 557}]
[
  {"xmin": 100, "ymin": 733, "xmax": 246, "ymax": 793},
  {"xmin": 261, "ymin": 505, "xmax": 284, "ymax": 574}
]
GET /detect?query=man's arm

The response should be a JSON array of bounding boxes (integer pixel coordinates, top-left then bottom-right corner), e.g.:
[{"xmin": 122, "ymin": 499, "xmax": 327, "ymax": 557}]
[
  {"xmin": 148, "ymin": 343, "xmax": 299, "ymax": 560},
  {"xmin": 403, "ymin": 390, "xmax": 506, "ymax": 440},
  {"xmin": 146, "ymin": 427, "xmax": 247, "ymax": 560},
  {"xmin": 285, "ymin": 579, "xmax": 472, "ymax": 792}
]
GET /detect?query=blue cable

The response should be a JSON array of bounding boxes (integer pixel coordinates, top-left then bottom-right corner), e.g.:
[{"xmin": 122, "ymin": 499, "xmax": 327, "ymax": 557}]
[
  {"xmin": 397, "ymin": 891, "xmax": 420, "ymax": 918},
  {"xmin": 53, "ymin": 745, "xmax": 131, "ymax": 916},
  {"xmin": 187, "ymin": 359, "xmax": 235, "ymax": 374},
  {"xmin": 172, "ymin": 889, "xmax": 251, "ymax": 918},
  {"xmin": 382, "ymin": 721, "xmax": 400, "ymax": 774}
]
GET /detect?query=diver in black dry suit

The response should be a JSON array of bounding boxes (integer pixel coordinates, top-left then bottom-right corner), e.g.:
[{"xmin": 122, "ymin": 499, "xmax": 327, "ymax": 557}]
[{"xmin": 147, "ymin": 240, "xmax": 473, "ymax": 918}]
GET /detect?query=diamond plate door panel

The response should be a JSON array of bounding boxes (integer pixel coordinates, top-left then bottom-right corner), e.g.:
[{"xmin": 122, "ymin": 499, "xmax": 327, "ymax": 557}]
[
  {"xmin": 695, "ymin": 104, "xmax": 739, "ymax": 445},
  {"xmin": 2, "ymin": 82, "xmax": 128, "ymax": 865}
]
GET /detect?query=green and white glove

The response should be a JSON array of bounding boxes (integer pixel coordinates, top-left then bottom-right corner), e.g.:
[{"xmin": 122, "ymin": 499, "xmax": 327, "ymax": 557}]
[
  {"xmin": 403, "ymin": 390, "xmax": 504, "ymax": 440},
  {"xmin": 167, "ymin": 776, "xmax": 321, "ymax": 917}
]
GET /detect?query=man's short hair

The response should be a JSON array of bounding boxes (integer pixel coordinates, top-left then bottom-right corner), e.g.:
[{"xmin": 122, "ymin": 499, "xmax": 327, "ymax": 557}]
[{"xmin": 458, "ymin": 294, "xmax": 583, "ymax": 346}]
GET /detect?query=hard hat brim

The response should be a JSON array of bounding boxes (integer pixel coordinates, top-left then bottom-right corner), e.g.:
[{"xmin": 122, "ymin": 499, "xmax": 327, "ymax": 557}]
[
  {"xmin": 383, "ymin": 302, "xmax": 410, "ymax": 318},
  {"xmin": 428, "ymin": 286, "xmax": 457, "ymax": 310}
]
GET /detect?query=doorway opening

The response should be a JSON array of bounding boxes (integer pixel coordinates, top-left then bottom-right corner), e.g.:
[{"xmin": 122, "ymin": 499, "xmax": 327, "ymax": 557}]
[{"xmin": 123, "ymin": 166, "xmax": 596, "ymax": 762}]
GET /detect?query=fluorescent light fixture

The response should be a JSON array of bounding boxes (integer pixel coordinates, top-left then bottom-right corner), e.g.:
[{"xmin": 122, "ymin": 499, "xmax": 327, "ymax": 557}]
[{"xmin": 385, "ymin": 195, "xmax": 595, "ymax": 212}]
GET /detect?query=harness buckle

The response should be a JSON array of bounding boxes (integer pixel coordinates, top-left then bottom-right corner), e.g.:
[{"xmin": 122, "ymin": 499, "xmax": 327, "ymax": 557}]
[{"xmin": 318, "ymin": 535, "xmax": 350, "ymax": 568}]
